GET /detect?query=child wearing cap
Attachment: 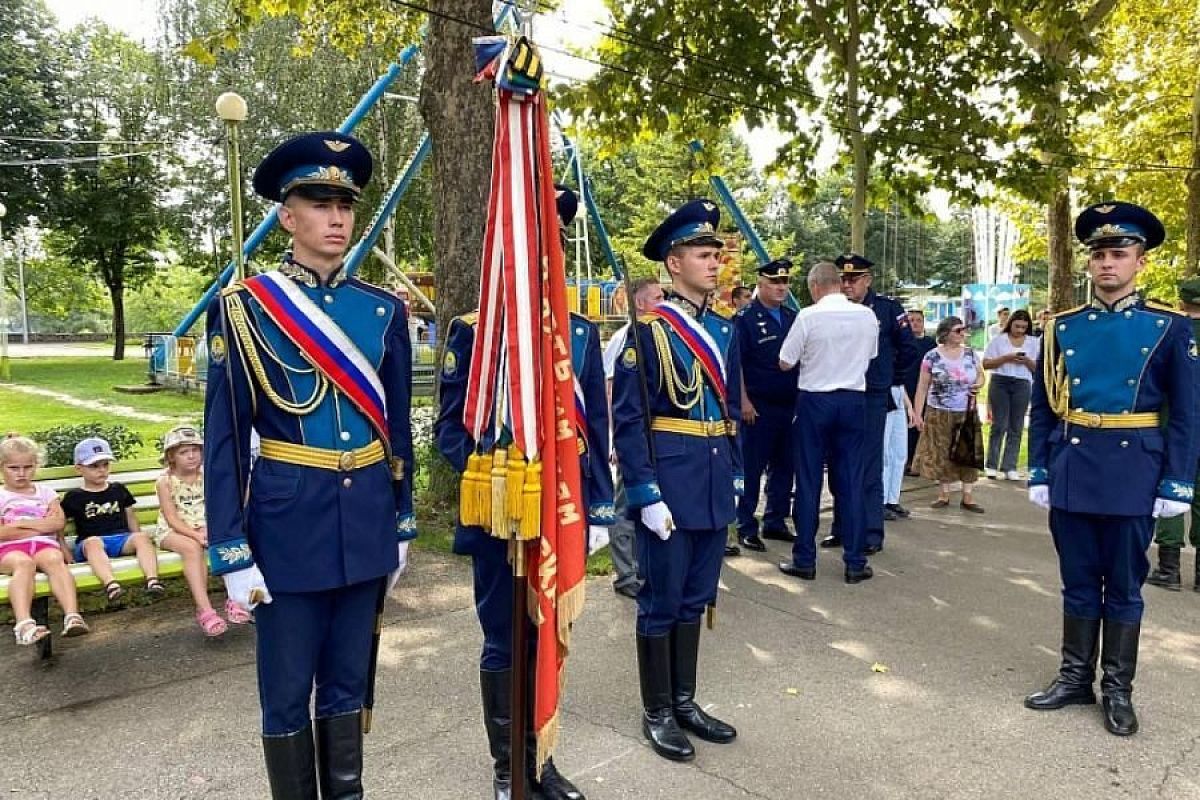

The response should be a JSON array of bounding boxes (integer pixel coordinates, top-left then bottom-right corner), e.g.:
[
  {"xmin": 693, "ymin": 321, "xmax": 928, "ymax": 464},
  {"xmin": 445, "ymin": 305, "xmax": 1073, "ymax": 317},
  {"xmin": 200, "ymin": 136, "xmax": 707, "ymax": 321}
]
[
  {"xmin": 154, "ymin": 425, "xmax": 250, "ymax": 636},
  {"xmin": 0, "ymin": 434, "xmax": 90, "ymax": 643},
  {"xmin": 61, "ymin": 437, "xmax": 164, "ymax": 605}
]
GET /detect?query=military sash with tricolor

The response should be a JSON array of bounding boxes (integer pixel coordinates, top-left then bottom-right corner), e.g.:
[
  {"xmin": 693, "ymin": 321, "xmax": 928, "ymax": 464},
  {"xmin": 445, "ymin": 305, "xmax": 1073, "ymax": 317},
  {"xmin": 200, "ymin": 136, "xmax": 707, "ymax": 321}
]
[
  {"xmin": 462, "ymin": 34, "xmax": 587, "ymax": 771},
  {"xmin": 644, "ymin": 300, "xmax": 729, "ymax": 405},
  {"xmin": 240, "ymin": 272, "xmax": 389, "ymax": 442}
]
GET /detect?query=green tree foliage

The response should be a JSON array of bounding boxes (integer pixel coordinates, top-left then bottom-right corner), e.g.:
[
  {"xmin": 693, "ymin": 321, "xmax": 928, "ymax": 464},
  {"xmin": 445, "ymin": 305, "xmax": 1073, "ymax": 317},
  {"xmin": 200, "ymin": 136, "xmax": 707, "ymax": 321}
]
[
  {"xmin": 14, "ymin": 242, "xmax": 110, "ymax": 334},
  {"xmin": 568, "ymin": 0, "xmax": 1029, "ymax": 251},
  {"xmin": 49, "ymin": 23, "xmax": 171, "ymax": 359},
  {"xmin": 0, "ymin": 0, "xmax": 64, "ymax": 224}
]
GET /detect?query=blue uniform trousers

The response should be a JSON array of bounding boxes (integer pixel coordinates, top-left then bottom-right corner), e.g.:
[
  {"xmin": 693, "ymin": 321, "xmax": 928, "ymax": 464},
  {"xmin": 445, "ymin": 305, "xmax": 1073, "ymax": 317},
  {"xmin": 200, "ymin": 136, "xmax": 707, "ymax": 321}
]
[
  {"xmin": 635, "ymin": 523, "xmax": 726, "ymax": 636},
  {"xmin": 1049, "ymin": 509, "xmax": 1153, "ymax": 623},
  {"xmin": 255, "ymin": 578, "xmax": 383, "ymax": 735},
  {"xmin": 736, "ymin": 401, "xmax": 794, "ymax": 537},
  {"xmin": 791, "ymin": 390, "xmax": 867, "ymax": 572},
  {"xmin": 862, "ymin": 390, "xmax": 888, "ymax": 549},
  {"xmin": 470, "ymin": 533, "xmax": 535, "ymax": 671}
]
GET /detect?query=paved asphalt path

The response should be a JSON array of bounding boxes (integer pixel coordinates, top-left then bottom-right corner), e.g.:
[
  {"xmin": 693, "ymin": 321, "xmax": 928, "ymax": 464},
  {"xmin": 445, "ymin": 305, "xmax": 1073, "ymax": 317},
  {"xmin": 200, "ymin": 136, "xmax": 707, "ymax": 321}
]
[{"xmin": 2, "ymin": 477, "xmax": 1198, "ymax": 798}]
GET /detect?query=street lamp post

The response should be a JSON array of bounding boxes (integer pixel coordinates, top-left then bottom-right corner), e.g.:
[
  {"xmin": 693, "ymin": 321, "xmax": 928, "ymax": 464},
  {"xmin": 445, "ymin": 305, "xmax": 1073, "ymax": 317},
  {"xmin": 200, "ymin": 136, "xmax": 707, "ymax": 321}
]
[
  {"xmin": 16, "ymin": 238, "xmax": 28, "ymax": 345},
  {"xmin": 0, "ymin": 201, "xmax": 9, "ymax": 382}
]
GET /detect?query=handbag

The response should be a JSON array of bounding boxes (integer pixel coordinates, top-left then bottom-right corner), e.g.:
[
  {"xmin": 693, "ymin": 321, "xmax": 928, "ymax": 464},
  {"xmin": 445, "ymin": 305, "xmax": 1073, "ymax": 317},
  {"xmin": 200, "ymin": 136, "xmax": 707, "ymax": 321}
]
[{"xmin": 949, "ymin": 394, "xmax": 985, "ymax": 469}]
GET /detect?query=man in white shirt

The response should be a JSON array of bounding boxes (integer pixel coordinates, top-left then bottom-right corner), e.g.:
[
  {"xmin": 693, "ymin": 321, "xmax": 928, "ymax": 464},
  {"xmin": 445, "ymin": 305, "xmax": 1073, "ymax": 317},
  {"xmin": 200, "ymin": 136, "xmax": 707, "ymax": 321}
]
[
  {"xmin": 777, "ymin": 261, "xmax": 879, "ymax": 584},
  {"xmin": 603, "ymin": 278, "xmax": 664, "ymax": 597}
]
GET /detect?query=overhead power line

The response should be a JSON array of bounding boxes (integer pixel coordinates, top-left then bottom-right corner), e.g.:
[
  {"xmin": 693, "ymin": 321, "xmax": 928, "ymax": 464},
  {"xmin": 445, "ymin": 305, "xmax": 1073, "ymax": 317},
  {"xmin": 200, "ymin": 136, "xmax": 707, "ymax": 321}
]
[
  {"xmin": 0, "ymin": 149, "xmax": 164, "ymax": 167},
  {"xmin": 0, "ymin": 135, "xmax": 172, "ymax": 146}
]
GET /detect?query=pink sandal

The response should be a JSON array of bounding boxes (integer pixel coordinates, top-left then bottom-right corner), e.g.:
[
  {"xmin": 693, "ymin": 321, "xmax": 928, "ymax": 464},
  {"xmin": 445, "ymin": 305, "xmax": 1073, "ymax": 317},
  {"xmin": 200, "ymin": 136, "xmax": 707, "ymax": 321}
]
[
  {"xmin": 224, "ymin": 597, "xmax": 253, "ymax": 625},
  {"xmin": 196, "ymin": 608, "xmax": 227, "ymax": 637}
]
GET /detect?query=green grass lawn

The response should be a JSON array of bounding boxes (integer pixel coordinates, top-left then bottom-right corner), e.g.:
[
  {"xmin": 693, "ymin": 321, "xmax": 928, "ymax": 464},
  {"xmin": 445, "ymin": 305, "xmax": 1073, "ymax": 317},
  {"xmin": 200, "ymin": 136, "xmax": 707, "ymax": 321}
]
[{"xmin": 7, "ymin": 357, "xmax": 204, "ymax": 417}]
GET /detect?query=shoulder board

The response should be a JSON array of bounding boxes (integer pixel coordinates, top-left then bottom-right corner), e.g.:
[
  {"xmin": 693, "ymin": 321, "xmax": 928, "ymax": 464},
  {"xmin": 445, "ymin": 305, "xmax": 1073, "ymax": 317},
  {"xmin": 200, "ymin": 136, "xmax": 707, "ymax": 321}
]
[
  {"xmin": 709, "ymin": 306, "xmax": 733, "ymax": 320},
  {"xmin": 569, "ymin": 311, "xmax": 595, "ymax": 329},
  {"xmin": 734, "ymin": 306, "xmax": 749, "ymax": 317},
  {"xmin": 1145, "ymin": 300, "xmax": 1177, "ymax": 313},
  {"xmin": 1051, "ymin": 304, "xmax": 1087, "ymax": 318},
  {"xmin": 455, "ymin": 311, "xmax": 479, "ymax": 326}
]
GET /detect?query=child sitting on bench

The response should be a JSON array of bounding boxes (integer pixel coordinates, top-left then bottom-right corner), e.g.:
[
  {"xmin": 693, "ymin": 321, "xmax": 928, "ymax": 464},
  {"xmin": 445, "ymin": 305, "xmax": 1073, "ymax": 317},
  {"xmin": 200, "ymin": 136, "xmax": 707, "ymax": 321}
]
[
  {"xmin": 0, "ymin": 434, "xmax": 89, "ymax": 644},
  {"xmin": 61, "ymin": 437, "xmax": 164, "ymax": 605}
]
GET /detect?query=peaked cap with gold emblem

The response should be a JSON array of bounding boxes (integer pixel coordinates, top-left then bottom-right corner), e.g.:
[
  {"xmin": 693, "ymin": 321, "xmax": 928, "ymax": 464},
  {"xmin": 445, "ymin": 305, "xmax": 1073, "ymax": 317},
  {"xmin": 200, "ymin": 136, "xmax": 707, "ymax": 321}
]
[
  {"xmin": 1074, "ymin": 200, "xmax": 1165, "ymax": 251},
  {"xmin": 642, "ymin": 198, "xmax": 724, "ymax": 261},
  {"xmin": 252, "ymin": 131, "xmax": 373, "ymax": 203}
]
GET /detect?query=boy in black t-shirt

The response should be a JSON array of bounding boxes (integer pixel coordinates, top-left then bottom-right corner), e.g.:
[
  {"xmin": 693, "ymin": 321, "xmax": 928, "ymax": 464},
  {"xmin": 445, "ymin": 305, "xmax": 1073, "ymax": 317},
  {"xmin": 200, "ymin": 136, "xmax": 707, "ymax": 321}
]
[{"xmin": 61, "ymin": 437, "xmax": 164, "ymax": 605}]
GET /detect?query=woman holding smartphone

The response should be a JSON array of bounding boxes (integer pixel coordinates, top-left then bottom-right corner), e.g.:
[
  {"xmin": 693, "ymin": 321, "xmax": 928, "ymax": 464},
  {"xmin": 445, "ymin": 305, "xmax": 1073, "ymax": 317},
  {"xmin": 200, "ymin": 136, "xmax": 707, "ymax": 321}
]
[{"xmin": 982, "ymin": 308, "xmax": 1039, "ymax": 480}]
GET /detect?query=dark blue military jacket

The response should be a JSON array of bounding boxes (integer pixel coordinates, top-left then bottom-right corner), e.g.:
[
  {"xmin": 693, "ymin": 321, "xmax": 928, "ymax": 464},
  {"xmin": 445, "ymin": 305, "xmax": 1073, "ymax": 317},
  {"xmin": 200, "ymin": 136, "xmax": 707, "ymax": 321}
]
[
  {"xmin": 612, "ymin": 297, "xmax": 744, "ymax": 530},
  {"xmin": 434, "ymin": 311, "xmax": 616, "ymax": 556},
  {"xmin": 863, "ymin": 288, "xmax": 917, "ymax": 393},
  {"xmin": 204, "ymin": 261, "xmax": 416, "ymax": 593},
  {"xmin": 1029, "ymin": 294, "xmax": 1197, "ymax": 516},
  {"xmin": 733, "ymin": 298, "xmax": 798, "ymax": 407}
]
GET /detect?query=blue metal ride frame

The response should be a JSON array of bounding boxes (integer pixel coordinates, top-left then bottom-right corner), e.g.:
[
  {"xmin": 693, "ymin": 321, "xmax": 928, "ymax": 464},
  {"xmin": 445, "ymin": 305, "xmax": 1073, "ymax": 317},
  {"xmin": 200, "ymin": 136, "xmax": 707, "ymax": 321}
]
[
  {"xmin": 174, "ymin": 47, "xmax": 420, "ymax": 336},
  {"xmin": 344, "ymin": 134, "xmax": 432, "ymax": 276},
  {"xmin": 556, "ymin": 118, "xmax": 624, "ymax": 280}
]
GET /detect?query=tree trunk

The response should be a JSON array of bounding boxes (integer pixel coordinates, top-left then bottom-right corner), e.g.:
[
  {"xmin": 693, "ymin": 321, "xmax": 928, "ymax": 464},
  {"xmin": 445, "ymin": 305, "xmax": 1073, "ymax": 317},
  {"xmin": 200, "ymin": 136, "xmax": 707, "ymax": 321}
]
[
  {"xmin": 110, "ymin": 282, "xmax": 126, "ymax": 361},
  {"xmin": 418, "ymin": 0, "xmax": 495, "ymax": 505},
  {"xmin": 1186, "ymin": 73, "xmax": 1200, "ymax": 277},
  {"xmin": 844, "ymin": 0, "xmax": 868, "ymax": 253},
  {"xmin": 1047, "ymin": 185, "xmax": 1075, "ymax": 312}
]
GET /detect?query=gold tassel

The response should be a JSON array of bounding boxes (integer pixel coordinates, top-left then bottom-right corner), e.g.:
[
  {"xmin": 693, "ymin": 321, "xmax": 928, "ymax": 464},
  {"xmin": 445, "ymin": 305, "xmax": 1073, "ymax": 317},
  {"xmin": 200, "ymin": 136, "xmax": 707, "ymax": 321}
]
[
  {"xmin": 506, "ymin": 445, "xmax": 526, "ymax": 527},
  {"xmin": 490, "ymin": 447, "xmax": 509, "ymax": 539},
  {"xmin": 476, "ymin": 451, "xmax": 493, "ymax": 531},
  {"xmin": 460, "ymin": 454, "xmax": 481, "ymax": 527},
  {"xmin": 519, "ymin": 459, "xmax": 542, "ymax": 540}
]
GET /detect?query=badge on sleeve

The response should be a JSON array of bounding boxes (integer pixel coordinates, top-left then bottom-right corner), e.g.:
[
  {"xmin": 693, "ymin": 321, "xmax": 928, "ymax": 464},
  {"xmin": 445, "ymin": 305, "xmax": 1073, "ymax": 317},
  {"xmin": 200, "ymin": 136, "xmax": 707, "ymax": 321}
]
[
  {"xmin": 210, "ymin": 334, "xmax": 226, "ymax": 364},
  {"xmin": 621, "ymin": 346, "xmax": 638, "ymax": 370},
  {"xmin": 442, "ymin": 349, "xmax": 458, "ymax": 377}
]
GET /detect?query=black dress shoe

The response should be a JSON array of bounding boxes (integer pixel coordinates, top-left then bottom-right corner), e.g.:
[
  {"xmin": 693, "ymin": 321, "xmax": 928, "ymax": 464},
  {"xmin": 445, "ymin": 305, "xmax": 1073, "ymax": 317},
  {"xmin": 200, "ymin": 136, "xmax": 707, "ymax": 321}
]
[
  {"xmin": 613, "ymin": 581, "xmax": 641, "ymax": 599},
  {"xmin": 883, "ymin": 507, "xmax": 899, "ymax": 521},
  {"xmin": 844, "ymin": 566, "xmax": 874, "ymax": 584},
  {"xmin": 884, "ymin": 503, "xmax": 911, "ymax": 518},
  {"xmin": 819, "ymin": 535, "xmax": 842, "ymax": 549},
  {"xmin": 724, "ymin": 544, "xmax": 741, "ymax": 557},
  {"xmin": 778, "ymin": 562, "xmax": 816, "ymax": 580},
  {"xmin": 531, "ymin": 758, "xmax": 585, "ymax": 800},
  {"xmin": 761, "ymin": 527, "xmax": 796, "ymax": 542},
  {"xmin": 738, "ymin": 534, "xmax": 767, "ymax": 552}
]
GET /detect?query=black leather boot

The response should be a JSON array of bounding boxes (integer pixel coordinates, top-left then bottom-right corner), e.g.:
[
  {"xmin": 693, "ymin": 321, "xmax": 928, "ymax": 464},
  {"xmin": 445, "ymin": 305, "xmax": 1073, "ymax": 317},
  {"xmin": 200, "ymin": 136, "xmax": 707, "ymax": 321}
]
[
  {"xmin": 522, "ymin": 667, "xmax": 585, "ymax": 800},
  {"xmin": 670, "ymin": 621, "xmax": 736, "ymax": 743},
  {"xmin": 1024, "ymin": 615, "xmax": 1100, "ymax": 710},
  {"xmin": 1100, "ymin": 620, "xmax": 1141, "ymax": 736},
  {"xmin": 262, "ymin": 725, "xmax": 319, "ymax": 800},
  {"xmin": 636, "ymin": 633, "xmax": 694, "ymax": 761},
  {"xmin": 480, "ymin": 669, "xmax": 513, "ymax": 800},
  {"xmin": 1147, "ymin": 545, "xmax": 1181, "ymax": 591},
  {"xmin": 315, "ymin": 711, "xmax": 363, "ymax": 800}
]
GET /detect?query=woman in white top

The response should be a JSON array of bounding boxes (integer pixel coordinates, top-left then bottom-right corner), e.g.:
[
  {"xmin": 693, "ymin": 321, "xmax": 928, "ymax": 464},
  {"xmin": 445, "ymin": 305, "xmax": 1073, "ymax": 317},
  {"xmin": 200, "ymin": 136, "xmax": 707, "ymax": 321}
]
[{"xmin": 981, "ymin": 309, "xmax": 1039, "ymax": 480}]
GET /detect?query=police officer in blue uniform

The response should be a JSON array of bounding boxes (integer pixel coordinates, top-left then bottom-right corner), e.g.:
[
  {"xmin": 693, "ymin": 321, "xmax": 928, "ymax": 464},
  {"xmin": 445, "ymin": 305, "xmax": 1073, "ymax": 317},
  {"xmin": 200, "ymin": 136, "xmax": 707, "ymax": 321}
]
[
  {"xmin": 434, "ymin": 187, "xmax": 613, "ymax": 800},
  {"xmin": 204, "ymin": 132, "xmax": 416, "ymax": 798},
  {"xmin": 823, "ymin": 253, "xmax": 915, "ymax": 555},
  {"xmin": 733, "ymin": 258, "xmax": 798, "ymax": 551},
  {"xmin": 612, "ymin": 199, "xmax": 742, "ymax": 763},
  {"xmin": 1025, "ymin": 201, "xmax": 1196, "ymax": 737}
]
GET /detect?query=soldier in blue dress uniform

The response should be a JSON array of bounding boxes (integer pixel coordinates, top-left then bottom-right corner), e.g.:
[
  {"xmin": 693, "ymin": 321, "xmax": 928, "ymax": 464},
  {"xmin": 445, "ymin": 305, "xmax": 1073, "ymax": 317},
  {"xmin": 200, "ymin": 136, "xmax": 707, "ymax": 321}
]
[
  {"xmin": 433, "ymin": 187, "xmax": 613, "ymax": 800},
  {"xmin": 822, "ymin": 253, "xmax": 915, "ymax": 555},
  {"xmin": 204, "ymin": 132, "xmax": 416, "ymax": 797},
  {"xmin": 733, "ymin": 258, "xmax": 798, "ymax": 551},
  {"xmin": 1025, "ymin": 201, "xmax": 1196, "ymax": 737},
  {"xmin": 612, "ymin": 199, "xmax": 742, "ymax": 763}
]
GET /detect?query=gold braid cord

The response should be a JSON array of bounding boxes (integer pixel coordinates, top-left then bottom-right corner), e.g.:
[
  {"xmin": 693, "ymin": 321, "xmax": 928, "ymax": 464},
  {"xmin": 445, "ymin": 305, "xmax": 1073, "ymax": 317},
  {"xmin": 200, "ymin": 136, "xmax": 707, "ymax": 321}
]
[
  {"xmin": 1041, "ymin": 315, "xmax": 1070, "ymax": 418},
  {"xmin": 650, "ymin": 321, "xmax": 702, "ymax": 411},
  {"xmin": 226, "ymin": 292, "xmax": 329, "ymax": 415}
]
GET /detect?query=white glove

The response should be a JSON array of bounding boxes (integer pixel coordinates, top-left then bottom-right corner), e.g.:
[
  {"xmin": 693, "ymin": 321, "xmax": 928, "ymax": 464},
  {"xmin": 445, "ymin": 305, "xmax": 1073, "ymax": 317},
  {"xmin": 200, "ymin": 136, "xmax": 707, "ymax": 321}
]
[
  {"xmin": 223, "ymin": 565, "xmax": 272, "ymax": 611},
  {"xmin": 1153, "ymin": 499, "xmax": 1190, "ymax": 518},
  {"xmin": 388, "ymin": 541, "xmax": 410, "ymax": 592},
  {"xmin": 640, "ymin": 501, "xmax": 674, "ymax": 541},
  {"xmin": 587, "ymin": 525, "xmax": 610, "ymax": 556},
  {"xmin": 1028, "ymin": 486, "xmax": 1050, "ymax": 510}
]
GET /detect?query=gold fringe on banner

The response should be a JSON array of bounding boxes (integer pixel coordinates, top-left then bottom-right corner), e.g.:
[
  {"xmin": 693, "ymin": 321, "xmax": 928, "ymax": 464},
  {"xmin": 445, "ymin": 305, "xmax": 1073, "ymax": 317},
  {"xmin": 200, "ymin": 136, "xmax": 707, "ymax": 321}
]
[{"xmin": 490, "ymin": 447, "xmax": 509, "ymax": 539}]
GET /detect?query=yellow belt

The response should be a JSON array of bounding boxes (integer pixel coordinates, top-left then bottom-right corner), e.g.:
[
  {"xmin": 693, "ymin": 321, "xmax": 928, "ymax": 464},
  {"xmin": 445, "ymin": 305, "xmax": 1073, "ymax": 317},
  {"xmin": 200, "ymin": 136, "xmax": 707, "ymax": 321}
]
[
  {"xmin": 650, "ymin": 417, "xmax": 737, "ymax": 438},
  {"xmin": 259, "ymin": 438, "xmax": 386, "ymax": 471},
  {"xmin": 1064, "ymin": 411, "xmax": 1161, "ymax": 429}
]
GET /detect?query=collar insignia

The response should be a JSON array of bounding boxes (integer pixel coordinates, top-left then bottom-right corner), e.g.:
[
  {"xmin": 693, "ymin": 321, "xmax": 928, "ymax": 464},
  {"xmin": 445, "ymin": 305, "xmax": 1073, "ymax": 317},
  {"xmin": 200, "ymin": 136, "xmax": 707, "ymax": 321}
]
[
  {"xmin": 1095, "ymin": 204, "xmax": 1116, "ymax": 214},
  {"xmin": 702, "ymin": 201, "xmax": 715, "ymax": 212},
  {"xmin": 324, "ymin": 139, "xmax": 351, "ymax": 153}
]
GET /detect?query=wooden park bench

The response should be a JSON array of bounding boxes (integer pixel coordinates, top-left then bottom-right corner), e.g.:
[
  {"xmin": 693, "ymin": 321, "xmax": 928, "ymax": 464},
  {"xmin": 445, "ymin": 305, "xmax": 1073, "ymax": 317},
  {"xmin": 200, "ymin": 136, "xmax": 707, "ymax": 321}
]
[{"xmin": 0, "ymin": 457, "xmax": 186, "ymax": 662}]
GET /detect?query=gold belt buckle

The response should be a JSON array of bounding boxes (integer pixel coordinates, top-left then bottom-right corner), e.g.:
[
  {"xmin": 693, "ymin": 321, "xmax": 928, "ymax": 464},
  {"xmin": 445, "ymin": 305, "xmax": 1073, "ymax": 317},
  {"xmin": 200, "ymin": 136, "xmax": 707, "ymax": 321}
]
[
  {"xmin": 1082, "ymin": 413, "xmax": 1103, "ymax": 428},
  {"xmin": 338, "ymin": 450, "xmax": 357, "ymax": 471}
]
